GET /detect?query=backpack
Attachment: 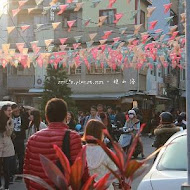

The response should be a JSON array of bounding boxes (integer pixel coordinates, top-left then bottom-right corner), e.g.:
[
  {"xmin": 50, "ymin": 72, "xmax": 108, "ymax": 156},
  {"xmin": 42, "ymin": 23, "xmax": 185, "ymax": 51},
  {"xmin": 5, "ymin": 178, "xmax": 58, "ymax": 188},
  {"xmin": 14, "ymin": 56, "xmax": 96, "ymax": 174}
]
[{"xmin": 56, "ymin": 130, "xmax": 71, "ymax": 173}]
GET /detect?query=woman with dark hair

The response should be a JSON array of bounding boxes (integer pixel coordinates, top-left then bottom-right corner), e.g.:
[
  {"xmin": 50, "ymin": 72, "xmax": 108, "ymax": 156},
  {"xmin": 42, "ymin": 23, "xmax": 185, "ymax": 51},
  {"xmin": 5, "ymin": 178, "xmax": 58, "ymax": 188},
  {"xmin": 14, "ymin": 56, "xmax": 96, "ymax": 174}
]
[
  {"xmin": 82, "ymin": 119, "xmax": 117, "ymax": 190},
  {"xmin": 28, "ymin": 109, "xmax": 47, "ymax": 138},
  {"xmin": 0, "ymin": 105, "xmax": 15, "ymax": 190},
  {"xmin": 66, "ymin": 111, "xmax": 76, "ymax": 130}
]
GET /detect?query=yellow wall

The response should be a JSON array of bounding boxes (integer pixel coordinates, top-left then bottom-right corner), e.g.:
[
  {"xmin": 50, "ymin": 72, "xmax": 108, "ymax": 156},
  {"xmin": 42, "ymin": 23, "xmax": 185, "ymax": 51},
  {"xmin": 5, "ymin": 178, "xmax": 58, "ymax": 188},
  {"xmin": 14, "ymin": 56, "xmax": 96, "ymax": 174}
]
[{"xmin": 82, "ymin": 0, "xmax": 136, "ymax": 27}]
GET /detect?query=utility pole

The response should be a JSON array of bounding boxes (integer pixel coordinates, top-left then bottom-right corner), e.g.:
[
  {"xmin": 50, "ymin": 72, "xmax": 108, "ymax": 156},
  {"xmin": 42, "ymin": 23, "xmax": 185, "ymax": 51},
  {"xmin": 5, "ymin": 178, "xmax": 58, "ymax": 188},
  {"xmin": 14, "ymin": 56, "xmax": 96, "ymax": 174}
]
[{"xmin": 182, "ymin": 0, "xmax": 190, "ymax": 189}]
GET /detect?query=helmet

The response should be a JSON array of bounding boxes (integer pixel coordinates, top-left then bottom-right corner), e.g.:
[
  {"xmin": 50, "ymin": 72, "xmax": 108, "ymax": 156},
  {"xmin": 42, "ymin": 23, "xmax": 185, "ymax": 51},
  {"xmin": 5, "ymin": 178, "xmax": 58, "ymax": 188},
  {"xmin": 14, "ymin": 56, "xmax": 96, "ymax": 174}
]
[
  {"xmin": 180, "ymin": 112, "xmax": 186, "ymax": 120},
  {"xmin": 132, "ymin": 107, "xmax": 139, "ymax": 114},
  {"xmin": 75, "ymin": 124, "xmax": 82, "ymax": 131},
  {"xmin": 128, "ymin": 110, "xmax": 136, "ymax": 116},
  {"xmin": 160, "ymin": 112, "xmax": 173, "ymax": 123}
]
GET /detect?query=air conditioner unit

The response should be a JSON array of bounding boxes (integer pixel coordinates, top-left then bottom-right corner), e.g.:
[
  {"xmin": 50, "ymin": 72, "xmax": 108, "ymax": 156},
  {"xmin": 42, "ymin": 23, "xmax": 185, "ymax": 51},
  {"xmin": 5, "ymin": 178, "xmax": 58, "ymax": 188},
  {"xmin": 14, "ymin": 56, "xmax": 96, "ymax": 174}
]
[{"xmin": 35, "ymin": 77, "xmax": 44, "ymax": 87}]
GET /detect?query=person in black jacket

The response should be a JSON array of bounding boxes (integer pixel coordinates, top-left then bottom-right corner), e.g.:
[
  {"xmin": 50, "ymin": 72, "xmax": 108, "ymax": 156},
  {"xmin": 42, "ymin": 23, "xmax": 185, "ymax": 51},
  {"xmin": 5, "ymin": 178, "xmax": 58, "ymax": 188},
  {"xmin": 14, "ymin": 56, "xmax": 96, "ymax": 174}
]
[
  {"xmin": 11, "ymin": 104, "xmax": 29, "ymax": 175},
  {"xmin": 66, "ymin": 111, "xmax": 76, "ymax": 131},
  {"xmin": 114, "ymin": 107, "xmax": 126, "ymax": 128},
  {"xmin": 153, "ymin": 112, "xmax": 180, "ymax": 149}
]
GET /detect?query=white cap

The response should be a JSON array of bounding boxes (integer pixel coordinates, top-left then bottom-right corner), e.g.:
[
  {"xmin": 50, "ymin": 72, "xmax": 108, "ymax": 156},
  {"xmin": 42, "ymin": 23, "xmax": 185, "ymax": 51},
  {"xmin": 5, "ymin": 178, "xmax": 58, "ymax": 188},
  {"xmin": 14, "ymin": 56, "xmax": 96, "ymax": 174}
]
[{"xmin": 128, "ymin": 110, "xmax": 136, "ymax": 116}]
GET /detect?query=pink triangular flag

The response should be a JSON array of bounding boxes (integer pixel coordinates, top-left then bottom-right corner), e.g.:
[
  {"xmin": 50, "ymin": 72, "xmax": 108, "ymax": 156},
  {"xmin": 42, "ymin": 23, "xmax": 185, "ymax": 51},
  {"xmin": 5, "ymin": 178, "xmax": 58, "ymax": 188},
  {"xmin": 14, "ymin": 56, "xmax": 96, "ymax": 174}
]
[
  {"xmin": 59, "ymin": 38, "xmax": 68, "ymax": 45},
  {"xmin": 170, "ymin": 31, "xmax": 179, "ymax": 40},
  {"xmin": 67, "ymin": 0, "xmax": 73, "ymax": 3},
  {"xmin": 74, "ymin": 3, "xmax": 83, "ymax": 12},
  {"xmin": 57, "ymin": 4, "xmax": 68, "ymax": 15},
  {"xmin": 149, "ymin": 20, "xmax": 158, "ymax": 30},
  {"xmin": 84, "ymin": 19, "xmax": 91, "ymax": 26},
  {"xmin": 21, "ymin": 25, "xmax": 30, "ymax": 32},
  {"xmin": 73, "ymin": 43, "xmax": 81, "ymax": 50},
  {"xmin": 114, "ymin": 13, "xmax": 123, "ymax": 24},
  {"xmin": 113, "ymin": 37, "xmax": 120, "ymax": 43},
  {"xmin": 164, "ymin": 3, "xmax": 172, "ymax": 14},
  {"xmin": 16, "ymin": 43, "xmax": 25, "ymax": 53},
  {"xmin": 12, "ymin": 8, "xmax": 21, "ymax": 17},
  {"xmin": 108, "ymin": 0, "xmax": 116, "ymax": 8},
  {"xmin": 67, "ymin": 20, "xmax": 76, "ymax": 32},
  {"xmin": 18, "ymin": 0, "xmax": 28, "ymax": 8},
  {"xmin": 102, "ymin": 31, "xmax": 112, "ymax": 39}
]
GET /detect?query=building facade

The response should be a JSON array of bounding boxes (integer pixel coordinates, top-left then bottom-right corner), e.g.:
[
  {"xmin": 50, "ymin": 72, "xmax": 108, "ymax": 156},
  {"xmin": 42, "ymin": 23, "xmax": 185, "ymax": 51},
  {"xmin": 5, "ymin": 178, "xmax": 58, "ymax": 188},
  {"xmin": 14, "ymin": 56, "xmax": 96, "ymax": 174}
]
[{"xmin": 4, "ymin": 0, "xmax": 151, "ymax": 111}]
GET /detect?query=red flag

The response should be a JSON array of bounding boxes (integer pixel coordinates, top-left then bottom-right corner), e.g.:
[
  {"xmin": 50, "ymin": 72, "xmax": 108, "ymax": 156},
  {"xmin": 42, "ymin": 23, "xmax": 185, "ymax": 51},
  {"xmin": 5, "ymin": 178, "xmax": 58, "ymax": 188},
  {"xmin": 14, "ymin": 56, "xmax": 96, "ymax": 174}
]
[
  {"xmin": 164, "ymin": 3, "xmax": 172, "ymax": 14},
  {"xmin": 114, "ymin": 13, "xmax": 123, "ymax": 24},
  {"xmin": 67, "ymin": 20, "xmax": 76, "ymax": 32},
  {"xmin": 59, "ymin": 38, "xmax": 68, "ymax": 45},
  {"xmin": 149, "ymin": 20, "xmax": 158, "ymax": 30},
  {"xmin": 57, "ymin": 4, "xmax": 68, "ymax": 15},
  {"xmin": 73, "ymin": 43, "xmax": 81, "ymax": 49},
  {"xmin": 102, "ymin": 31, "xmax": 112, "ymax": 39},
  {"xmin": 108, "ymin": 0, "xmax": 116, "ymax": 8},
  {"xmin": 21, "ymin": 25, "xmax": 30, "ymax": 32}
]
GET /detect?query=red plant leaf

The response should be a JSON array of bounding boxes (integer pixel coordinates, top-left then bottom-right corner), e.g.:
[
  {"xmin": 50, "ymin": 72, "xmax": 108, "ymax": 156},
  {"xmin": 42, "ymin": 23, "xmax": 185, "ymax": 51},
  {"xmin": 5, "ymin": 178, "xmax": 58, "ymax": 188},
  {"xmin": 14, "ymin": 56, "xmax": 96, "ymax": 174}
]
[
  {"xmin": 126, "ymin": 123, "xmax": 146, "ymax": 166},
  {"xmin": 125, "ymin": 160, "xmax": 143, "ymax": 178},
  {"xmin": 70, "ymin": 146, "xmax": 86, "ymax": 190},
  {"xmin": 90, "ymin": 137, "xmax": 122, "ymax": 171},
  {"xmin": 94, "ymin": 173, "xmax": 111, "ymax": 190},
  {"xmin": 82, "ymin": 174, "xmax": 97, "ymax": 190},
  {"xmin": 70, "ymin": 159, "xmax": 83, "ymax": 190},
  {"xmin": 39, "ymin": 154, "xmax": 68, "ymax": 190},
  {"xmin": 103, "ymin": 129, "xmax": 126, "ymax": 173},
  {"xmin": 16, "ymin": 174, "xmax": 55, "ymax": 190},
  {"xmin": 53, "ymin": 144, "xmax": 71, "ymax": 182}
]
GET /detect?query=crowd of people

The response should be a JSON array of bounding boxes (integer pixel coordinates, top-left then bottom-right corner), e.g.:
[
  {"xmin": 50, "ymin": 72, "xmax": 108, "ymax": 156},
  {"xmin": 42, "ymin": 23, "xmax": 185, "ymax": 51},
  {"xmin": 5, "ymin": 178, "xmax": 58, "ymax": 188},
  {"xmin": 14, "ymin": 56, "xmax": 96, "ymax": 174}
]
[{"xmin": 0, "ymin": 98, "xmax": 187, "ymax": 190}]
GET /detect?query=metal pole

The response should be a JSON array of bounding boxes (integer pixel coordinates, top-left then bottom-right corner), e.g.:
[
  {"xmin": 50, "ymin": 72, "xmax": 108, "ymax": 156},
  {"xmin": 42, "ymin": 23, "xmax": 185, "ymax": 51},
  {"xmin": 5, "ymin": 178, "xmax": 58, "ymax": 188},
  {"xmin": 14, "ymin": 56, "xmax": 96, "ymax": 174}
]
[{"xmin": 186, "ymin": 0, "xmax": 190, "ymax": 185}]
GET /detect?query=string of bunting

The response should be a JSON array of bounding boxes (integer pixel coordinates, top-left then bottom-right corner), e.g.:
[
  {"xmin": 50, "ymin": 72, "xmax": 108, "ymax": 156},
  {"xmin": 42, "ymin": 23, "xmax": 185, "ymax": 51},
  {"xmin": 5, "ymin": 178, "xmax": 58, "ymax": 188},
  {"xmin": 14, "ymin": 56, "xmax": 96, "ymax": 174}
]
[{"xmin": 0, "ymin": 0, "xmax": 186, "ymax": 71}]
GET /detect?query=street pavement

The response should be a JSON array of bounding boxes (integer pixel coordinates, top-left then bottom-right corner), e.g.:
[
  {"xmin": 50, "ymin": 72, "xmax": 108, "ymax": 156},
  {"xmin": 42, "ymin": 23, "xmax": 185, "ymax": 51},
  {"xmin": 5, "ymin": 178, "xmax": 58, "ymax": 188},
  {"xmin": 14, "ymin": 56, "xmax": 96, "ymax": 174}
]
[{"xmin": 9, "ymin": 136, "xmax": 154, "ymax": 190}]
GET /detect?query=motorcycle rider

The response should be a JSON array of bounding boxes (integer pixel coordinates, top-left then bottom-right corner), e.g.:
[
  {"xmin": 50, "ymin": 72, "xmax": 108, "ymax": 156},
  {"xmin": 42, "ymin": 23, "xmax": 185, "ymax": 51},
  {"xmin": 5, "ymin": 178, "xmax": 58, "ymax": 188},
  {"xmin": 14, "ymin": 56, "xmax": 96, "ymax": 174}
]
[
  {"xmin": 153, "ymin": 112, "xmax": 181, "ymax": 149},
  {"xmin": 124, "ymin": 110, "xmax": 145, "ymax": 158}
]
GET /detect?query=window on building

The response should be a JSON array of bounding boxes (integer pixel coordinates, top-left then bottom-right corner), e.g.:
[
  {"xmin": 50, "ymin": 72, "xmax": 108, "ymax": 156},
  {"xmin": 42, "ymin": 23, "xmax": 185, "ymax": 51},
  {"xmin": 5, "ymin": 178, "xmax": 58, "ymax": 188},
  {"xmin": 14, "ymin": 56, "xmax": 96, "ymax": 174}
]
[
  {"xmin": 70, "ymin": 65, "xmax": 81, "ymax": 74},
  {"xmin": 50, "ymin": 9, "xmax": 55, "ymax": 22},
  {"xmin": 140, "ymin": 10, "xmax": 145, "ymax": 28},
  {"xmin": 99, "ymin": 9, "xmax": 116, "ymax": 24},
  {"xmin": 105, "ymin": 66, "xmax": 121, "ymax": 74},
  {"xmin": 86, "ymin": 62, "xmax": 103, "ymax": 74},
  {"xmin": 180, "ymin": 68, "xmax": 186, "ymax": 81},
  {"xmin": 150, "ymin": 64, "xmax": 156, "ymax": 76},
  {"xmin": 170, "ymin": 10, "xmax": 178, "ymax": 26},
  {"xmin": 158, "ymin": 67, "xmax": 162, "ymax": 78}
]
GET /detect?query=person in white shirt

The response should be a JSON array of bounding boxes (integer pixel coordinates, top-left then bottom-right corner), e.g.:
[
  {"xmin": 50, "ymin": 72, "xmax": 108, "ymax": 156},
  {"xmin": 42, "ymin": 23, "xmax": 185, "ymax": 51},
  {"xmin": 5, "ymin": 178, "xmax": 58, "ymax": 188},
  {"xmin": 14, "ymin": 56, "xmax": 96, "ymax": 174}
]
[
  {"xmin": 27, "ymin": 109, "xmax": 47, "ymax": 138},
  {"xmin": 82, "ymin": 119, "xmax": 117, "ymax": 190}
]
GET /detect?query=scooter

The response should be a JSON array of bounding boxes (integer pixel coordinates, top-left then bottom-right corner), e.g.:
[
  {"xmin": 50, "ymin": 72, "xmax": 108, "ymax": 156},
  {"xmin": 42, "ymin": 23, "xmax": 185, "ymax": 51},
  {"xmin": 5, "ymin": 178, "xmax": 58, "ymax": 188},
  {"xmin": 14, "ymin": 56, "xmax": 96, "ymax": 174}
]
[{"xmin": 118, "ymin": 123, "xmax": 142, "ymax": 158}]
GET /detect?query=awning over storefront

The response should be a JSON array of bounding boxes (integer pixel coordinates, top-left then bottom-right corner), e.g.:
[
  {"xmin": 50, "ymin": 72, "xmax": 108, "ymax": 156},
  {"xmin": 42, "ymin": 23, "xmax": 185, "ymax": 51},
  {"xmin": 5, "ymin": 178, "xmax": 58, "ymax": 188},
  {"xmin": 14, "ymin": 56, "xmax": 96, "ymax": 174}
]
[
  {"xmin": 71, "ymin": 93, "xmax": 126, "ymax": 100},
  {"xmin": 155, "ymin": 96, "xmax": 171, "ymax": 100}
]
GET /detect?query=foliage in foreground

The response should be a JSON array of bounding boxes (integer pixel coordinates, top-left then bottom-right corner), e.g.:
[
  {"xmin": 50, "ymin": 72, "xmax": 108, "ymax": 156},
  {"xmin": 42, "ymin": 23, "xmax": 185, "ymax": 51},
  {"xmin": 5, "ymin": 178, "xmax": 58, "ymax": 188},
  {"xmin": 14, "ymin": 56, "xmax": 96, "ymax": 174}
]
[{"xmin": 20, "ymin": 124, "xmax": 161, "ymax": 190}]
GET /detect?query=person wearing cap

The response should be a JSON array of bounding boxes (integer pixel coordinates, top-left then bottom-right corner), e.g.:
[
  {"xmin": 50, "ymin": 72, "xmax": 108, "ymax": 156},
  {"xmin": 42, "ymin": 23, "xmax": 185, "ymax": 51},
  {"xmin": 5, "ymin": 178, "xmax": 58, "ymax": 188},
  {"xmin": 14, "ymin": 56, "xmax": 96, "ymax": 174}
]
[
  {"xmin": 153, "ymin": 112, "xmax": 181, "ymax": 149},
  {"xmin": 124, "ymin": 110, "xmax": 145, "ymax": 158}
]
